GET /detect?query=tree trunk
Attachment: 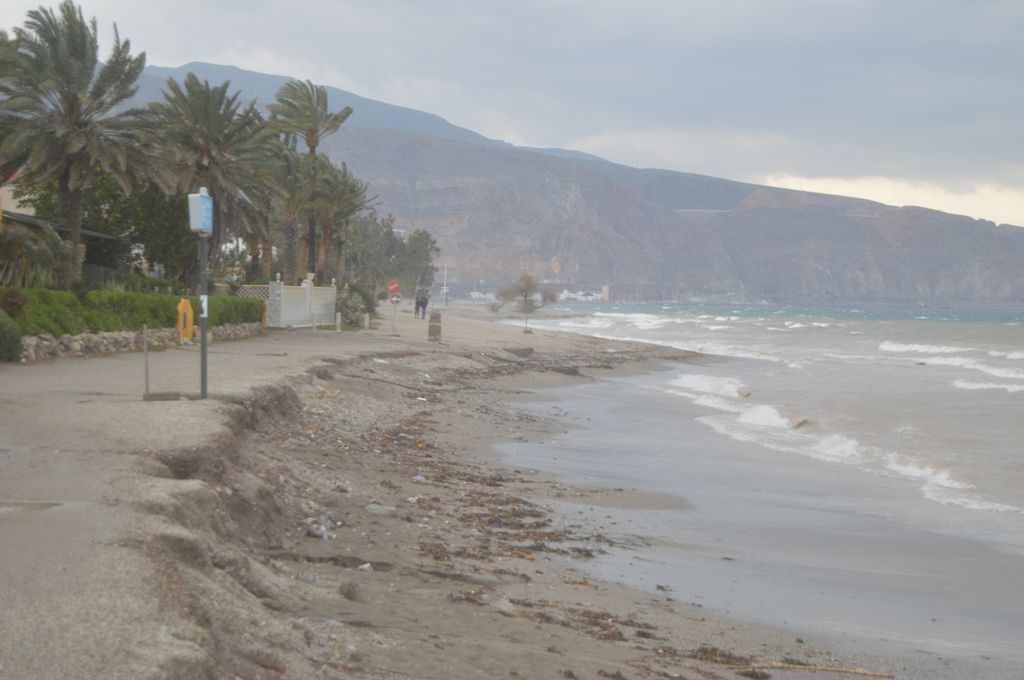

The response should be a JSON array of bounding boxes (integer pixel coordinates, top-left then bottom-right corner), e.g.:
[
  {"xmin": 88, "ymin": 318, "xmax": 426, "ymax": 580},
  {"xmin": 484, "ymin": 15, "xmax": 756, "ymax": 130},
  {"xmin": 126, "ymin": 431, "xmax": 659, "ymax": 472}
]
[
  {"xmin": 260, "ymin": 235, "xmax": 272, "ymax": 280},
  {"xmin": 316, "ymin": 219, "xmax": 331, "ymax": 279},
  {"xmin": 306, "ymin": 215, "xmax": 318, "ymax": 281},
  {"xmin": 297, "ymin": 230, "xmax": 309, "ymax": 279},
  {"xmin": 283, "ymin": 215, "xmax": 299, "ymax": 285},
  {"xmin": 57, "ymin": 170, "xmax": 84, "ymax": 287}
]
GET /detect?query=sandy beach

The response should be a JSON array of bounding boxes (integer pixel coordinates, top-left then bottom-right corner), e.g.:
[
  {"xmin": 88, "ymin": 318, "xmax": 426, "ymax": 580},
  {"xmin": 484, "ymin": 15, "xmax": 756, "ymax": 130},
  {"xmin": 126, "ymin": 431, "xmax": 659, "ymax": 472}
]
[{"xmin": 0, "ymin": 304, "xmax": 1014, "ymax": 679}]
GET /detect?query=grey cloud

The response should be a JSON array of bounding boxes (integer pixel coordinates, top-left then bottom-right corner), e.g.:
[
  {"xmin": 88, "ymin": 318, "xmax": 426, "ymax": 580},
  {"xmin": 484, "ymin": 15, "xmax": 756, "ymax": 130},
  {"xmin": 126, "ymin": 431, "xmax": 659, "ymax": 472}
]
[{"xmin": 3, "ymin": 0, "xmax": 1023, "ymax": 186}]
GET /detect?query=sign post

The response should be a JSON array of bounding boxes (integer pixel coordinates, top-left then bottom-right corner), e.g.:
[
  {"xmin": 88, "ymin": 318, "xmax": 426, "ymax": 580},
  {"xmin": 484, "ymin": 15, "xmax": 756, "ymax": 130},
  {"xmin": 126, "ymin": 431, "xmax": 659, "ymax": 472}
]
[
  {"xmin": 188, "ymin": 187, "xmax": 213, "ymax": 399},
  {"xmin": 386, "ymin": 278, "xmax": 402, "ymax": 336}
]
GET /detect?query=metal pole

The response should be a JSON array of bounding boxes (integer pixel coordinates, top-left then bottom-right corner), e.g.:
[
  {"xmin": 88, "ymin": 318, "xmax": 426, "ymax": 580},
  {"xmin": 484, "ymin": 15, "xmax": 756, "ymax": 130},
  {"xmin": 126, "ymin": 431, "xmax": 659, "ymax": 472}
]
[
  {"xmin": 143, "ymin": 324, "xmax": 149, "ymax": 395},
  {"xmin": 199, "ymin": 234, "xmax": 208, "ymax": 399}
]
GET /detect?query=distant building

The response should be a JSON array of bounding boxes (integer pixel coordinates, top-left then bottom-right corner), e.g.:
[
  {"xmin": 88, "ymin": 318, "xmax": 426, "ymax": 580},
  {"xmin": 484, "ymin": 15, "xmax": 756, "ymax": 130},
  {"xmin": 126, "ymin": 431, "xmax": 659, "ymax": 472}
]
[{"xmin": 392, "ymin": 228, "xmax": 407, "ymax": 241}]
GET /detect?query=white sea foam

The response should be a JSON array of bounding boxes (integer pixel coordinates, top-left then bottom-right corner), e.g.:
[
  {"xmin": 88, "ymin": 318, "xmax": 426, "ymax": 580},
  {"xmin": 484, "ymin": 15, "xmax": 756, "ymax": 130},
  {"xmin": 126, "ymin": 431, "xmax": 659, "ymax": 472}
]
[
  {"xmin": 592, "ymin": 312, "xmax": 675, "ymax": 330},
  {"xmin": 952, "ymin": 379, "xmax": 1024, "ymax": 393},
  {"xmin": 879, "ymin": 341, "xmax": 976, "ymax": 354},
  {"xmin": 694, "ymin": 395, "xmax": 745, "ymax": 413},
  {"xmin": 671, "ymin": 374, "xmax": 747, "ymax": 398},
  {"xmin": 808, "ymin": 434, "xmax": 869, "ymax": 464},
  {"xmin": 823, "ymin": 352, "xmax": 886, "ymax": 362},
  {"xmin": 885, "ymin": 455, "xmax": 970, "ymax": 490},
  {"xmin": 737, "ymin": 405, "xmax": 791, "ymax": 428},
  {"xmin": 924, "ymin": 356, "xmax": 1024, "ymax": 380},
  {"xmin": 658, "ymin": 385, "xmax": 746, "ymax": 413},
  {"xmin": 687, "ymin": 343, "xmax": 785, "ymax": 364},
  {"xmin": 556, "ymin": 317, "xmax": 615, "ymax": 330},
  {"xmin": 921, "ymin": 486, "xmax": 1024, "ymax": 513},
  {"xmin": 988, "ymin": 350, "xmax": 1024, "ymax": 360}
]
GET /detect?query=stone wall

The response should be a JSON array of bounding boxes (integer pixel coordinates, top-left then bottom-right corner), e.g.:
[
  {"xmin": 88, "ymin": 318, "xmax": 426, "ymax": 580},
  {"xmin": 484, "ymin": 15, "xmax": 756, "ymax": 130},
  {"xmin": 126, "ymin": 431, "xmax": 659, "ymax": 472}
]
[{"xmin": 18, "ymin": 322, "xmax": 264, "ymax": 364}]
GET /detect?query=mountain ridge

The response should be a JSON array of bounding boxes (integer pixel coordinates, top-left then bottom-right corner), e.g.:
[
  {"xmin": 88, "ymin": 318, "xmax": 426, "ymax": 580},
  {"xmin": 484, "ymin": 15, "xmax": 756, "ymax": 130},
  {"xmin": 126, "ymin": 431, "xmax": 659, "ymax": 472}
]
[{"xmin": 137, "ymin": 62, "xmax": 1024, "ymax": 304}]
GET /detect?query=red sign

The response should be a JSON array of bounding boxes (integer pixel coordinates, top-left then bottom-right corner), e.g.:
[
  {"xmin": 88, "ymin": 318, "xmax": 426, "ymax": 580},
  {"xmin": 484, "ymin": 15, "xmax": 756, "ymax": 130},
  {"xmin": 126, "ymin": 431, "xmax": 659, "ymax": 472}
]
[{"xmin": 386, "ymin": 278, "xmax": 401, "ymax": 294}]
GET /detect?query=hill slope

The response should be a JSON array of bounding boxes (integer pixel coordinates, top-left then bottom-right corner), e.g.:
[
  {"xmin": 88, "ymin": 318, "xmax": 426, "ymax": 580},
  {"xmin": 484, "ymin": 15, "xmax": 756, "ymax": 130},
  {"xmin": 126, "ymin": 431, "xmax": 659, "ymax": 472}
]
[{"xmin": 141, "ymin": 63, "xmax": 1024, "ymax": 304}]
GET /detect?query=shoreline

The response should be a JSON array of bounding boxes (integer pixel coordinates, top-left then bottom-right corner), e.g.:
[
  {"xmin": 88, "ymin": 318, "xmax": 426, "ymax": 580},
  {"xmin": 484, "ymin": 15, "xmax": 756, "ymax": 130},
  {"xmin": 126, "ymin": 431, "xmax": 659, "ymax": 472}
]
[{"xmin": 0, "ymin": 304, "xmax": 1012, "ymax": 678}]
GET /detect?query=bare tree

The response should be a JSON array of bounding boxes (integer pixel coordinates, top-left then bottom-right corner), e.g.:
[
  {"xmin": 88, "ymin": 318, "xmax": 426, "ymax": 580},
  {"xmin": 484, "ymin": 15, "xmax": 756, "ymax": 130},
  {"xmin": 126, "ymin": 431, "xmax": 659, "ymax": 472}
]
[{"xmin": 493, "ymin": 273, "xmax": 557, "ymax": 333}]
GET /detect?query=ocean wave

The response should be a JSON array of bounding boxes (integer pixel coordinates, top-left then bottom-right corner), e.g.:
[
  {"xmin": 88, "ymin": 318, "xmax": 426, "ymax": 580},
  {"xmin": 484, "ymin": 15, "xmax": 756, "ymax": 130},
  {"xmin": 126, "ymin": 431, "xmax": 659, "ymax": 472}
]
[
  {"xmin": 924, "ymin": 356, "xmax": 1024, "ymax": 380},
  {"xmin": 988, "ymin": 350, "xmax": 1024, "ymax": 360},
  {"xmin": 879, "ymin": 341, "xmax": 976, "ymax": 354},
  {"xmin": 737, "ymin": 405, "xmax": 791, "ymax": 428},
  {"xmin": 809, "ymin": 434, "xmax": 869, "ymax": 464},
  {"xmin": 952, "ymin": 379, "xmax": 1024, "ymax": 393},
  {"xmin": 555, "ymin": 317, "xmax": 615, "ymax": 330},
  {"xmin": 671, "ymin": 374, "xmax": 747, "ymax": 398},
  {"xmin": 880, "ymin": 455, "xmax": 1021, "ymax": 512},
  {"xmin": 823, "ymin": 352, "xmax": 885, "ymax": 362},
  {"xmin": 884, "ymin": 455, "xmax": 970, "ymax": 490},
  {"xmin": 592, "ymin": 312, "xmax": 677, "ymax": 330},
  {"xmin": 685, "ymin": 342, "xmax": 785, "ymax": 364},
  {"xmin": 695, "ymin": 414, "xmax": 1021, "ymax": 515}
]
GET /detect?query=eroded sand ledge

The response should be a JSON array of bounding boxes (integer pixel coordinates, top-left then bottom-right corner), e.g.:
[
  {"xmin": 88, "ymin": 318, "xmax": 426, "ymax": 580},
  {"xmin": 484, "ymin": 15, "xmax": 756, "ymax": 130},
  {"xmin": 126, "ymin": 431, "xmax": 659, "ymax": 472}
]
[{"xmin": 0, "ymin": 306, "xmax": 1006, "ymax": 679}]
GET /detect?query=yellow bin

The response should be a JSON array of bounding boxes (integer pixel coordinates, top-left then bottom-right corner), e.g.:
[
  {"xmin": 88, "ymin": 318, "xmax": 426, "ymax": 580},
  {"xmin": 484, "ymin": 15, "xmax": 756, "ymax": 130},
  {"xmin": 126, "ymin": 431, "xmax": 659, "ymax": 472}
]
[{"xmin": 176, "ymin": 298, "xmax": 195, "ymax": 342}]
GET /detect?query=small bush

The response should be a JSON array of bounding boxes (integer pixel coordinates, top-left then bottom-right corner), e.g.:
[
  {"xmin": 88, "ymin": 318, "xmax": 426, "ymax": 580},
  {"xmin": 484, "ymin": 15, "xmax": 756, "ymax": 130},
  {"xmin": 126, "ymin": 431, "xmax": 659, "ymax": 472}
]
[
  {"xmin": 336, "ymin": 285, "xmax": 369, "ymax": 326},
  {"xmin": 11, "ymin": 289, "xmax": 264, "ymax": 337},
  {"xmin": 15, "ymin": 288, "xmax": 89, "ymax": 336},
  {"xmin": 0, "ymin": 309, "xmax": 22, "ymax": 361},
  {"xmin": 348, "ymin": 283, "xmax": 377, "ymax": 316},
  {"xmin": 84, "ymin": 291, "xmax": 177, "ymax": 331},
  {"xmin": 187, "ymin": 296, "xmax": 264, "ymax": 327},
  {"xmin": 0, "ymin": 288, "xmax": 28, "ymax": 318}
]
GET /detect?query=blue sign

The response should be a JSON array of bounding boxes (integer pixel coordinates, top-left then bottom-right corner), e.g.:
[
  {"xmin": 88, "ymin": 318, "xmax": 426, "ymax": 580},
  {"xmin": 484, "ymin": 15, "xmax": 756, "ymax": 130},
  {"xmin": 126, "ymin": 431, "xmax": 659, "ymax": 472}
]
[{"xmin": 188, "ymin": 187, "xmax": 213, "ymax": 234}]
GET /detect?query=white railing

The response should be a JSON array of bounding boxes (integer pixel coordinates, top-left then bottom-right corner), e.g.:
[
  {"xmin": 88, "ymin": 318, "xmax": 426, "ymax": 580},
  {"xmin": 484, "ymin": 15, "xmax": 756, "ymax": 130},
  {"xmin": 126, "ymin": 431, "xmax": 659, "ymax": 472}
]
[
  {"xmin": 265, "ymin": 276, "xmax": 336, "ymax": 328},
  {"xmin": 213, "ymin": 283, "xmax": 270, "ymax": 300}
]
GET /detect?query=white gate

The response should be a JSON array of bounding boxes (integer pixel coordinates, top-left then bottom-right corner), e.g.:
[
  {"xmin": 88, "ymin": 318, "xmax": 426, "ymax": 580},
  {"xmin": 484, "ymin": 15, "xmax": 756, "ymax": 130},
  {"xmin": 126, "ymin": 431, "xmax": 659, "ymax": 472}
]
[{"xmin": 266, "ymin": 277, "xmax": 337, "ymax": 328}]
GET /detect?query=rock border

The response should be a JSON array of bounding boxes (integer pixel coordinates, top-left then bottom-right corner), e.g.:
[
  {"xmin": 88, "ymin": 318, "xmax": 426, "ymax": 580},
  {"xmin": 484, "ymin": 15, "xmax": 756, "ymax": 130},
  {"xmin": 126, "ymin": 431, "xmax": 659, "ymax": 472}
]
[{"xmin": 18, "ymin": 322, "xmax": 264, "ymax": 364}]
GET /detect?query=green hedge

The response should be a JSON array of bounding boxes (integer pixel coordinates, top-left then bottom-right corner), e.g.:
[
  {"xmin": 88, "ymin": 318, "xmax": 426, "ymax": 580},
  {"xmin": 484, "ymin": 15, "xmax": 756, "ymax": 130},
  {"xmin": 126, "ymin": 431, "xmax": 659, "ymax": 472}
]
[
  {"xmin": 13, "ymin": 289, "xmax": 90, "ymax": 336},
  {"xmin": 0, "ymin": 309, "xmax": 21, "ymax": 361},
  {"xmin": 186, "ymin": 295, "xmax": 264, "ymax": 328},
  {"xmin": 1, "ymin": 288, "xmax": 264, "ymax": 337}
]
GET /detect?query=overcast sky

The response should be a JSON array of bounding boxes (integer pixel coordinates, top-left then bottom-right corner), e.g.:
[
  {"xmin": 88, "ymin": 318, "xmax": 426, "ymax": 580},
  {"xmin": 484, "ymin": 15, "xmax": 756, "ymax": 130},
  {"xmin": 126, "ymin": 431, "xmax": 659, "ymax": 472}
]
[{"xmin": 6, "ymin": 0, "xmax": 1024, "ymax": 224}]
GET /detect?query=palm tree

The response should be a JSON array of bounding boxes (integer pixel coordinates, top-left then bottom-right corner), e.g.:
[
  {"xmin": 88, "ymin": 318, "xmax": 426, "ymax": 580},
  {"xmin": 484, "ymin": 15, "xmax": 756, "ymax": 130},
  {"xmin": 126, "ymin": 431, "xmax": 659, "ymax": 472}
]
[
  {"xmin": 140, "ymin": 73, "xmax": 275, "ymax": 265},
  {"xmin": 0, "ymin": 220, "xmax": 73, "ymax": 288},
  {"xmin": 0, "ymin": 2, "xmax": 144, "ymax": 282},
  {"xmin": 315, "ymin": 160, "xmax": 371, "ymax": 279},
  {"xmin": 267, "ymin": 80, "xmax": 352, "ymax": 278},
  {"xmin": 266, "ymin": 142, "xmax": 315, "ymax": 285}
]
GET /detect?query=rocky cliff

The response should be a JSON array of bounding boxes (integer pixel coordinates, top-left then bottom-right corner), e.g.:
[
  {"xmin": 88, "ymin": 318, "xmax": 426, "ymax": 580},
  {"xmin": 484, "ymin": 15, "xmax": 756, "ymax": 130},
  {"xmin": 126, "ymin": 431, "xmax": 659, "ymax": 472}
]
[{"xmin": 145, "ymin": 63, "xmax": 1024, "ymax": 305}]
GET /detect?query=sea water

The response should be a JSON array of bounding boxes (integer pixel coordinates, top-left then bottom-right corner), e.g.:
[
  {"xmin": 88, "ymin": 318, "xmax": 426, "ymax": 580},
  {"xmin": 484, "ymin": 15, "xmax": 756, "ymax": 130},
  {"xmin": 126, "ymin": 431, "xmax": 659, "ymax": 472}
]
[{"xmin": 498, "ymin": 303, "xmax": 1024, "ymax": 663}]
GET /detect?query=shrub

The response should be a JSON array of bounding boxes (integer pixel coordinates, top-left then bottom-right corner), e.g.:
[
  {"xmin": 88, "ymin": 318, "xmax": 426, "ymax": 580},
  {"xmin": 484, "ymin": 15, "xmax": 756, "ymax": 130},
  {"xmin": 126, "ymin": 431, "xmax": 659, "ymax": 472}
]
[
  {"xmin": 15, "ymin": 288, "xmax": 89, "ymax": 336},
  {"xmin": 336, "ymin": 285, "xmax": 369, "ymax": 326},
  {"xmin": 0, "ymin": 288, "xmax": 28, "ymax": 318},
  {"xmin": 83, "ymin": 291, "xmax": 177, "ymax": 331},
  {"xmin": 348, "ymin": 283, "xmax": 377, "ymax": 316},
  {"xmin": 0, "ymin": 309, "xmax": 22, "ymax": 361},
  {"xmin": 188, "ymin": 296, "xmax": 264, "ymax": 327},
  {"xmin": 11, "ymin": 289, "xmax": 264, "ymax": 337}
]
